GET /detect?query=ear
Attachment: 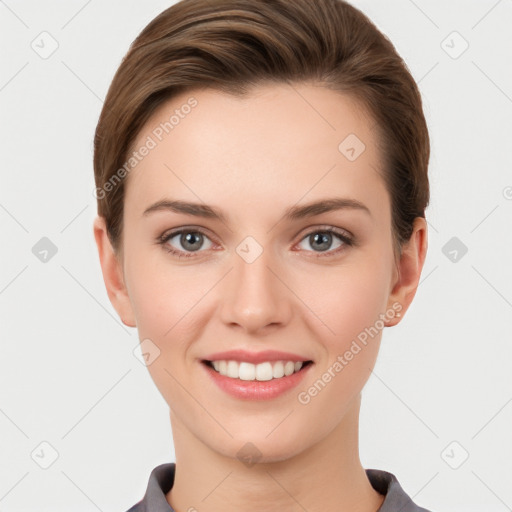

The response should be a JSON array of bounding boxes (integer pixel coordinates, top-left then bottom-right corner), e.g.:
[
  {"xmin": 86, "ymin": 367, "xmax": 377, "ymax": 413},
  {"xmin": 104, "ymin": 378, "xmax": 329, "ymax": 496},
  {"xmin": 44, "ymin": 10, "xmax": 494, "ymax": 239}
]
[
  {"xmin": 93, "ymin": 216, "xmax": 136, "ymax": 328},
  {"xmin": 386, "ymin": 217, "xmax": 428, "ymax": 326}
]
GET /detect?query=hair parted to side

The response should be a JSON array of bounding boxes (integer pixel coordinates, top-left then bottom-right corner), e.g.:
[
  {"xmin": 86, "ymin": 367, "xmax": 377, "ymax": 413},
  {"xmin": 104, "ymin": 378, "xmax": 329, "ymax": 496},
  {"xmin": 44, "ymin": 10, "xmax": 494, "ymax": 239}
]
[{"xmin": 93, "ymin": 0, "xmax": 430, "ymax": 259}]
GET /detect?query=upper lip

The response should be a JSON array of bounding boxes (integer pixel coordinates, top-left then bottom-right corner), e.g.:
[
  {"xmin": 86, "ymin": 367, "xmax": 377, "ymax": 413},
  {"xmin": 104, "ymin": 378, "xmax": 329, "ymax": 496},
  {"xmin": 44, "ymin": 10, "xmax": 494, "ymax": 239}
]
[{"xmin": 202, "ymin": 349, "xmax": 312, "ymax": 365}]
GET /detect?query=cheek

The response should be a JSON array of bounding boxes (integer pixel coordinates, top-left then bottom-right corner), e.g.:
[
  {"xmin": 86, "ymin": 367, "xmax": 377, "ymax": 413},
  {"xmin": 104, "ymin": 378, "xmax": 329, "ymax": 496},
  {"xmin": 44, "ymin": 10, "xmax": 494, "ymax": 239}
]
[
  {"xmin": 291, "ymin": 258, "xmax": 390, "ymax": 347},
  {"xmin": 124, "ymin": 240, "xmax": 204, "ymax": 336},
  {"xmin": 128, "ymin": 275, "xmax": 207, "ymax": 360}
]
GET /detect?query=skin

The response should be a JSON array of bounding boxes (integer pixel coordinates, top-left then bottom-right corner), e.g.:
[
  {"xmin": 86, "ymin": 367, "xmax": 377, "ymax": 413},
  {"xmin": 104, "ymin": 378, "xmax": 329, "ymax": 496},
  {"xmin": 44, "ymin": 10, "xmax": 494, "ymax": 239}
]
[{"xmin": 94, "ymin": 82, "xmax": 427, "ymax": 512}]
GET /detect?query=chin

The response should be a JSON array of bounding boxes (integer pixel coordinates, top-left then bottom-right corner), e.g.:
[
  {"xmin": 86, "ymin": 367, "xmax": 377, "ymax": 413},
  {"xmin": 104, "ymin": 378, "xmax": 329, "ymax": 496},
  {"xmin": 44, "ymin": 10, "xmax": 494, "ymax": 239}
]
[{"xmin": 210, "ymin": 434, "xmax": 309, "ymax": 467}]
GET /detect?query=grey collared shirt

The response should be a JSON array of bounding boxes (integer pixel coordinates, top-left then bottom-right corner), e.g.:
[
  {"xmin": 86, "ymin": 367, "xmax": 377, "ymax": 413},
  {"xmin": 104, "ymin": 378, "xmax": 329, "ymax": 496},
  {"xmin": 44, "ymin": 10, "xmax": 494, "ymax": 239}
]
[{"xmin": 126, "ymin": 463, "xmax": 434, "ymax": 512}]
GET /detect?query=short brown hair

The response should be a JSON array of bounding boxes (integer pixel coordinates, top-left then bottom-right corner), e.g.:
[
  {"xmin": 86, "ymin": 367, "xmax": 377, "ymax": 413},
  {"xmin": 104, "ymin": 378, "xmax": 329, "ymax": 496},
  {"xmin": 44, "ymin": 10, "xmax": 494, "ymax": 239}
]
[{"xmin": 93, "ymin": 0, "xmax": 430, "ymax": 258}]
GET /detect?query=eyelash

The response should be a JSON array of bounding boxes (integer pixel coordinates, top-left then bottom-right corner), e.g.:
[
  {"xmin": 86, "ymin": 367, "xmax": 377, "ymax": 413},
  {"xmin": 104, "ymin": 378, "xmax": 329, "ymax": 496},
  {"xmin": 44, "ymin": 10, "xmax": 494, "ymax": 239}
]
[{"xmin": 157, "ymin": 226, "xmax": 355, "ymax": 260}]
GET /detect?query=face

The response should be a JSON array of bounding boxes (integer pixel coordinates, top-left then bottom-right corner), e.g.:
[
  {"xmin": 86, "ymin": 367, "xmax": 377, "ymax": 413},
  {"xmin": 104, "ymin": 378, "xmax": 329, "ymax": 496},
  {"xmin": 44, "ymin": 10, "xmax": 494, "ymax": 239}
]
[{"xmin": 95, "ymin": 82, "xmax": 426, "ymax": 463}]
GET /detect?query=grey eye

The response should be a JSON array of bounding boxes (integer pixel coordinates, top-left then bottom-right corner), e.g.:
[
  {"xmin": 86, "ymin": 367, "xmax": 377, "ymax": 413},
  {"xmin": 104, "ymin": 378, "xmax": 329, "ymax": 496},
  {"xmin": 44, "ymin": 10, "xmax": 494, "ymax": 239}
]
[
  {"xmin": 167, "ymin": 231, "xmax": 213, "ymax": 253},
  {"xmin": 298, "ymin": 231, "xmax": 345, "ymax": 253}
]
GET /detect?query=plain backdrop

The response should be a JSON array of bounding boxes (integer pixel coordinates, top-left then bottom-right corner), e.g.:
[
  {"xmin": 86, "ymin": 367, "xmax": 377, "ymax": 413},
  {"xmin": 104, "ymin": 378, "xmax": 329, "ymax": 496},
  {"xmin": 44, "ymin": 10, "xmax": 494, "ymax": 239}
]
[{"xmin": 1, "ymin": 1, "xmax": 511, "ymax": 511}]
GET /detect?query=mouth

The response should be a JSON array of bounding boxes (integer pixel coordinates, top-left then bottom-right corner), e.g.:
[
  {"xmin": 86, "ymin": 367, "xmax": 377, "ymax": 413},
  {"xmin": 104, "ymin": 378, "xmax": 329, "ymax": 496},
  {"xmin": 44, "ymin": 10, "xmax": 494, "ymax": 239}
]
[{"xmin": 202, "ymin": 359, "xmax": 314, "ymax": 381}]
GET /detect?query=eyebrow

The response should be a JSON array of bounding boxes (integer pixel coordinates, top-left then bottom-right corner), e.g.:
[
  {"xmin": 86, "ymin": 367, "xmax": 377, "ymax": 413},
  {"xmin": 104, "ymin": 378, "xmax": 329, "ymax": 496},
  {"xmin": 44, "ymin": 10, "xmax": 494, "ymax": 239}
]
[{"xmin": 142, "ymin": 197, "xmax": 371, "ymax": 222}]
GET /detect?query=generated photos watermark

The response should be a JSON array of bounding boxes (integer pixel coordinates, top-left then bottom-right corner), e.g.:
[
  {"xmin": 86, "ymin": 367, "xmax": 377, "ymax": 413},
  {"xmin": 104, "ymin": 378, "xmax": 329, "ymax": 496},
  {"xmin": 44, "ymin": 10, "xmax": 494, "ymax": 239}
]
[
  {"xmin": 297, "ymin": 302, "xmax": 403, "ymax": 405},
  {"xmin": 93, "ymin": 96, "xmax": 198, "ymax": 200}
]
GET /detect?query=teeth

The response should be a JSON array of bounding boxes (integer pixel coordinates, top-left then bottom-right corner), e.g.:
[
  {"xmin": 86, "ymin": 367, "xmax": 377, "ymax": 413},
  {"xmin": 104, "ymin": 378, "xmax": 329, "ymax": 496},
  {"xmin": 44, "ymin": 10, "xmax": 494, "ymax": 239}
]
[
  {"xmin": 272, "ymin": 361, "xmax": 284, "ymax": 379},
  {"xmin": 209, "ymin": 360, "xmax": 305, "ymax": 381}
]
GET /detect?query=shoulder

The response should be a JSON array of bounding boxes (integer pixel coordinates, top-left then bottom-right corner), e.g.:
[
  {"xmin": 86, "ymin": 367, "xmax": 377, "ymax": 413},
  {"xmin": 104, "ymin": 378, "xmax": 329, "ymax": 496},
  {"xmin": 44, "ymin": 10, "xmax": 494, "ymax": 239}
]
[
  {"xmin": 123, "ymin": 463, "xmax": 176, "ymax": 512},
  {"xmin": 125, "ymin": 502, "xmax": 143, "ymax": 512},
  {"xmin": 366, "ymin": 468, "xmax": 435, "ymax": 512}
]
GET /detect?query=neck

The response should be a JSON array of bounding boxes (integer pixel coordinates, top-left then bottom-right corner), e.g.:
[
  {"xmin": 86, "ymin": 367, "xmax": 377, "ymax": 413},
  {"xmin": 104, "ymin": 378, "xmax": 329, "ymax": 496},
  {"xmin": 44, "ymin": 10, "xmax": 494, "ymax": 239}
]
[{"xmin": 166, "ymin": 394, "xmax": 384, "ymax": 512}]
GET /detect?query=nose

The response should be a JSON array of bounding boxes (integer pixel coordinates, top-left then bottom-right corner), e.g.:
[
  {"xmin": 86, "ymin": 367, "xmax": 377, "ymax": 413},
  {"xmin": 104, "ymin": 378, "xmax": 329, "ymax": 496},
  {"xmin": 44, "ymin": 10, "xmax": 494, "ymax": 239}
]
[{"xmin": 219, "ymin": 245, "xmax": 292, "ymax": 335}]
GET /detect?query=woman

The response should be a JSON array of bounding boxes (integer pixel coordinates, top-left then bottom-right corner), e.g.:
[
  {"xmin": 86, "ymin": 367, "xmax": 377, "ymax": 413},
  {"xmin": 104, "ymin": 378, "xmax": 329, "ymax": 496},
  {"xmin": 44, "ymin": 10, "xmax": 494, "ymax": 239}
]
[{"xmin": 93, "ymin": 0, "xmax": 432, "ymax": 510}]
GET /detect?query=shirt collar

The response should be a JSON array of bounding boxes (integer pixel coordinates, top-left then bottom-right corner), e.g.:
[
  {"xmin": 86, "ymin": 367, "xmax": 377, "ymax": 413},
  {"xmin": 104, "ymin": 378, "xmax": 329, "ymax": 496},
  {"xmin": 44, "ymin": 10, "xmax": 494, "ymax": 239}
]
[{"xmin": 130, "ymin": 463, "xmax": 430, "ymax": 512}]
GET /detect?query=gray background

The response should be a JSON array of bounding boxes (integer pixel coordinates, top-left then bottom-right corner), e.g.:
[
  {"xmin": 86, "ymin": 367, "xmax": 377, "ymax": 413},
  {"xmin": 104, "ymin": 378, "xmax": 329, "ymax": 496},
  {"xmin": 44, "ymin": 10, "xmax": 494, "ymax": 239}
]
[{"xmin": 1, "ymin": 1, "xmax": 511, "ymax": 511}]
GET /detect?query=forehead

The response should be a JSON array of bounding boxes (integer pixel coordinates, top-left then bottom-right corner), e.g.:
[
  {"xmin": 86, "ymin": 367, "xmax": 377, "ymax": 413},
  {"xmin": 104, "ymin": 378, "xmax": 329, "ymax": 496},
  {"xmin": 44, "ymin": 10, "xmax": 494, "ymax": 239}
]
[{"xmin": 125, "ymin": 83, "xmax": 386, "ymax": 217}]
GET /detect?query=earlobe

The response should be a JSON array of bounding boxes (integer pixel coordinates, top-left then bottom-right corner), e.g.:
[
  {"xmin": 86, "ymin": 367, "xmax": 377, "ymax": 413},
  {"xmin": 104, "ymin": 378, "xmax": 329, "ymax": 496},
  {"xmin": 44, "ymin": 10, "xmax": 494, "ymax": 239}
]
[
  {"xmin": 386, "ymin": 217, "xmax": 428, "ymax": 326},
  {"xmin": 93, "ymin": 216, "xmax": 137, "ymax": 328}
]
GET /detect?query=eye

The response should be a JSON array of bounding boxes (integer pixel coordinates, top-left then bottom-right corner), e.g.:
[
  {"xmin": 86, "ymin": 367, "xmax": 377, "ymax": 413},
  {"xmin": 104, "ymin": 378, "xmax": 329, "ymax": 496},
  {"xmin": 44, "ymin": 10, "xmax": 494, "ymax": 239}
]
[
  {"xmin": 158, "ymin": 228, "xmax": 215, "ymax": 258},
  {"xmin": 296, "ymin": 227, "xmax": 354, "ymax": 257},
  {"xmin": 157, "ymin": 226, "xmax": 354, "ymax": 259}
]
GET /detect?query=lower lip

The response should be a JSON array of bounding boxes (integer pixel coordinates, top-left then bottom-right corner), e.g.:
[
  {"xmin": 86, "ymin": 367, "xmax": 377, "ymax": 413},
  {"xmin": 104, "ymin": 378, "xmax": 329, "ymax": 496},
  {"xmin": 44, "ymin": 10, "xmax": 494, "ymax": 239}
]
[{"xmin": 202, "ymin": 361, "xmax": 313, "ymax": 400}]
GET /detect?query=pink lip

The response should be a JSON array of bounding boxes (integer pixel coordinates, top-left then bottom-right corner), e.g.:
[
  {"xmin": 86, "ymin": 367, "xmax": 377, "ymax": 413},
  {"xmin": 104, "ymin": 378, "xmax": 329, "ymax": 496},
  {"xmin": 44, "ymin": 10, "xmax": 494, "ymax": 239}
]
[
  {"xmin": 201, "ymin": 360, "xmax": 313, "ymax": 400},
  {"xmin": 202, "ymin": 349, "xmax": 312, "ymax": 364}
]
